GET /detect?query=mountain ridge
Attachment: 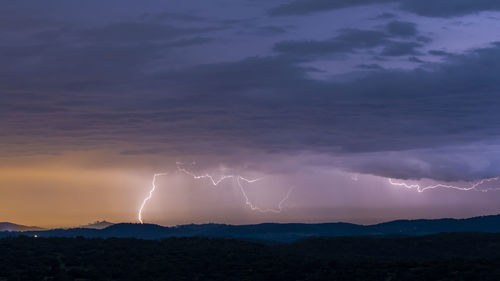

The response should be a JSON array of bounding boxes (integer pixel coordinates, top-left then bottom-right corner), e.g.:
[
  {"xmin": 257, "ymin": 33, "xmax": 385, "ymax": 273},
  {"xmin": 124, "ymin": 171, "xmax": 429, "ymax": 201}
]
[
  {"xmin": 79, "ymin": 220, "xmax": 115, "ymax": 229},
  {"xmin": 3, "ymin": 214, "xmax": 500, "ymax": 242},
  {"xmin": 0, "ymin": 222, "xmax": 44, "ymax": 232}
]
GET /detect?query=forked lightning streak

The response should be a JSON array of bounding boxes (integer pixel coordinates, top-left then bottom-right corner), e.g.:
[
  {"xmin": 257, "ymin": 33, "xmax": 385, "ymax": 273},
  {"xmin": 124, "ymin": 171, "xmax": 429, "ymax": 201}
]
[
  {"xmin": 138, "ymin": 163, "xmax": 293, "ymax": 223},
  {"xmin": 388, "ymin": 177, "xmax": 500, "ymax": 193}
]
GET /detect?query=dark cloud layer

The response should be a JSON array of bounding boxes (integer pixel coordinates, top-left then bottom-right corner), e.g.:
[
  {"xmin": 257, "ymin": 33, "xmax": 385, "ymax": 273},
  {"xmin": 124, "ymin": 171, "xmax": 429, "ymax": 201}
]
[
  {"xmin": 2, "ymin": 1, "xmax": 500, "ymax": 183},
  {"xmin": 274, "ymin": 29, "xmax": 389, "ymax": 57},
  {"xmin": 4, "ymin": 41, "xmax": 500, "ymax": 180},
  {"xmin": 386, "ymin": 21, "xmax": 417, "ymax": 37},
  {"xmin": 162, "ymin": 44, "xmax": 500, "ymax": 155},
  {"xmin": 273, "ymin": 25, "xmax": 424, "ymax": 59},
  {"xmin": 381, "ymin": 41, "xmax": 422, "ymax": 56},
  {"xmin": 400, "ymin": 0, "xmax": 500, "ymax": 17},
  {"xmin": 270, "ymin": 0, "xmax": 393, "ymax": 16},
  {"xmin": 270, "ymin": 0, "xmax": 500, "ymax": 17}
]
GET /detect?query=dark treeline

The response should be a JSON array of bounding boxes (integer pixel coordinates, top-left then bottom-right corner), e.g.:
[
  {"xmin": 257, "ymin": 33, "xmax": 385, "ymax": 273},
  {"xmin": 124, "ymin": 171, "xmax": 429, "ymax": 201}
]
[{"xmin": 1, "ymin": 233, "xmax": 500, "ymax": 280}]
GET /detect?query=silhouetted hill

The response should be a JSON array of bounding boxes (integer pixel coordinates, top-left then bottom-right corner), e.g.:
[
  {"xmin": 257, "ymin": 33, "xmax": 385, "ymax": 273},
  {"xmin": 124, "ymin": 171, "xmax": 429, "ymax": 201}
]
[
  {"xmin": 79, "ymin": 220, "xmax": 115, "ymax": 229},
  {"xmin": 369, "ymin": 215, "xmax": 500, "ymax": 235},
  {"xmin": 0, "ymin": 222, "xmax": 43, "ymax": 232},
  {"xmin": 4, "ymin": 214, "xmax": 500, "ymax": 241}
]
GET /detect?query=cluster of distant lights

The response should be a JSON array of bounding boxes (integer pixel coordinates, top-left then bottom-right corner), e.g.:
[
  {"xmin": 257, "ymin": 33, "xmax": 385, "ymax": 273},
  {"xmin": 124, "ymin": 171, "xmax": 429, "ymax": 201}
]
[{"xmin": 138, "ymin": 163, "xmax": 500, "ymax": 224}]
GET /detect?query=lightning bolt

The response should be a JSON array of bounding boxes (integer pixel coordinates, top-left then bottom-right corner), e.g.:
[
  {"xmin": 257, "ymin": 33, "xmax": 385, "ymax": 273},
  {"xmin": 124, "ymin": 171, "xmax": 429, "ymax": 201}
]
[
  {"xmin": 138, "ymin": 172, "xmax": 167, "ymax": 224},
  {"xmin": 137, "ymin": 163, "xmax": 293, "ymax": 223},
  {"xmin": 388, "ymin": 177, "xmax": 500, "ymax": 193},
  {"xmin": 176, "ymin": 162, "xmax": 239, "ymax": 186},
  {"xmin": 237, "ymin": 176, "xmax": 294, "ymax": 213}
]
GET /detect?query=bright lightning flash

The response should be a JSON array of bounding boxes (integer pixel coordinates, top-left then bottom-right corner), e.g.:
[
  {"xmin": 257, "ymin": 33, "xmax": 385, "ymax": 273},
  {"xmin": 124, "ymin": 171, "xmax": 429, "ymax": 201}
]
[
  {"xmin": 237, "ymin": 176, "xmax": 293, "ymax": 213},
  {"xmin": 137, "ymin": 163, "xmax": 293, "ymax": 224},
  {"xmin": 388, "ymin": 177, "xmax": 500, "ymax": 193},
  {"xmin": 138, "ymin": 172, "xmax": 167, "ymax": 224}
]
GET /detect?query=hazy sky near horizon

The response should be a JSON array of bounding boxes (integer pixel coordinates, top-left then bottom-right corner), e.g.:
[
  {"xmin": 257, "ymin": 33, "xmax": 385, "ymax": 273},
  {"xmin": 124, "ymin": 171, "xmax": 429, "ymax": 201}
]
[{"xmin": 2, "ymin": 0, "xmax": 500, "ymax": 227}]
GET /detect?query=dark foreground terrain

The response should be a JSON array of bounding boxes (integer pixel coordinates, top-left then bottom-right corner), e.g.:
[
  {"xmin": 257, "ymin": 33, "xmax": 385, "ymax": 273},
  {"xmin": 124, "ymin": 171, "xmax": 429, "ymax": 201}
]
[{"xmin": 2, "ymin": 233, "xmax": 500, "ymax": 281}]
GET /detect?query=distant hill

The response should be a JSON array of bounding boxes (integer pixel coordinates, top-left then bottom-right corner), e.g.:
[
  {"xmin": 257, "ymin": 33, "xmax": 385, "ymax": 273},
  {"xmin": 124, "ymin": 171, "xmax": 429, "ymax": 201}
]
[
  {"xmin": 0, "ymin": 222, "xmax": 43, "ymax": 232},
  {"xmin": 79, "ymin": 220, "xmax": 115, "ymax": 229},
  {"xmin": 4, "ymin": 214, "xmax": 500, "ymax": 241}
]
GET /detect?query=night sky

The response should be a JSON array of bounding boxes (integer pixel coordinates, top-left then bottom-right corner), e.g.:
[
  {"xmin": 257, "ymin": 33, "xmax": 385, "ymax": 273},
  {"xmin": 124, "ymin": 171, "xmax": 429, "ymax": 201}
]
[{"xmin": 2, "ymin": 0, "xmax": 500, "ymax": 227}]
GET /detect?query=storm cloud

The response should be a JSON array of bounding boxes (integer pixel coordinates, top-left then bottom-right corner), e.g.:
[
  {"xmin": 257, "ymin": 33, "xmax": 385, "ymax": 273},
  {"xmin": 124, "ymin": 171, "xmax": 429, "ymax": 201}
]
[
  {"xmin": 3, "ymin": 0, "xmax": 500, "ymax": 226},
  {"xmin": 270, "ymin": 0, "xmax": 500, "ymax": 17},
  {"xmin": 2, "ymin": 0, "xmax": 500, "ymax": 182}
]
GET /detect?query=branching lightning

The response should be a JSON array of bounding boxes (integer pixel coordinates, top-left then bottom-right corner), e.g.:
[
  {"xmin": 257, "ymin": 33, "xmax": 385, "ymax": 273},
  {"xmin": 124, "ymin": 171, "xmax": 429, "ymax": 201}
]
[
  {"xmin": 138, "ymin": 165, "xmax": 500, "ymax": 224},
  {"xmin": 176, "ymin": 162, "xmax": 239, "ymax": 186},
  {"xmin": 388, "ymin": 177, "xmax": 500, "ymax": 193},
  {"xmin": 137, "ymin": 162, "xmax": 293, "ymax": 223},
  {"xmin": 237, "ymin": 176, "xmax": 294, "ymax": 213}
]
